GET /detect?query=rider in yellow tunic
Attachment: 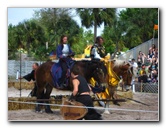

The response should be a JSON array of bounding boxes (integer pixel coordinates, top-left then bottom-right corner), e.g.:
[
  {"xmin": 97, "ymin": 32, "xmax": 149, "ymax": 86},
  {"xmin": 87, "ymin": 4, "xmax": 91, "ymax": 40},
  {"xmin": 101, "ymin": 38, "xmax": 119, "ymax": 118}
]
[
  {"xmin": 90, "ymin": 36, "xmax": 108, "ymax": 87},
  {"xmin": 90, "ymin": 36, "xmax": 119, "ymax": 87},
  {"xmin": 90, "ymin": 36, "xmax": 107, "ymax": 61},
  {"xmin": 90, "ymin": 36, "xmax": 120, "ymax": 99}
]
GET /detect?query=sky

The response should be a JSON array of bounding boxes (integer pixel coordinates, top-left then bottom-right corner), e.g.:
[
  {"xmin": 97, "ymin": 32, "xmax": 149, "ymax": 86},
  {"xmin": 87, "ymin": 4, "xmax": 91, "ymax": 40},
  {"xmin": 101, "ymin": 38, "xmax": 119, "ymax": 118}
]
[{"xmin": 8, "ymin": 8, "xmax": 125, "ymax": 36}]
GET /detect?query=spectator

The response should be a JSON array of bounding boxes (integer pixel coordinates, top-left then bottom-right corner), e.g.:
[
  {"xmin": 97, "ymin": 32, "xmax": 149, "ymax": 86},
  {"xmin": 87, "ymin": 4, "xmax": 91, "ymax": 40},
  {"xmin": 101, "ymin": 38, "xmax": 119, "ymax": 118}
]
[
  {"xmin": 147, "ymin": 49, "xmax": 154, "ymax": 63},
  {"xmin": 138, "ymin": 64, "xmax": 148, "ymax": 83},
  {"xmin": 137, "ymin": 51, "xmax": 146, "ymax": 67},
  {"xmin": 131, "ymin": 58, "xmax": 138, "ymax": 78},
  {"xmin": 151, "ymin": 69, "xmax": 158, "ymax": 83},
  {"xmin": 149, "ymin": 44, "xmax": 156, "ymax": 53},
  {"xmin": 149, "ymin": 60, "xmax": 158, "ymax": 71}
]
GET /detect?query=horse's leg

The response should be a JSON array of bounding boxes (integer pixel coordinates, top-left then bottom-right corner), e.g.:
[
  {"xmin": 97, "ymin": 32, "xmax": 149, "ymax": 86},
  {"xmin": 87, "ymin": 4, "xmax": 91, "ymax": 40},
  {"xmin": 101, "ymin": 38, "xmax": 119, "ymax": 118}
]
[
  {"xmin": 122, "ymin": 84, "xmax": 124, "ymax": 92},
  {"xmin": 35, "ymin": 83, "xmax": 45, "ymax": 112},
  {"xmin": 105, "ymin": 87, "xmax": 120, "ymax": 113},
  {"xmin": 109, "ymin": 86, "xmax": 120, "ymax": 106},
  {"xmin": 35, "ymin": 80, "xmax": 46, "ymax": 112},
  {"xmin": 103, "ymin": 85, "xmax": 110, "ymax": 114},
  {"xmin": 104, "ymin": 101, "xmax": 110, "ymax": 114},
  {"xmin": 44, "ymin": 84, "xmax": 53, "ymax": 113}
]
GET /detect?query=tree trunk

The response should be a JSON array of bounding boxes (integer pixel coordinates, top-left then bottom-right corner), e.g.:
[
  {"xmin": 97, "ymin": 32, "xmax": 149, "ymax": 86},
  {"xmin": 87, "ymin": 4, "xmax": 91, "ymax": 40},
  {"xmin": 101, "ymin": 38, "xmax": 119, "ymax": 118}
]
[
  {"xmin": 94, "ymin": 22, "xmax": 97, "ymax": 43},
  {"xmin": 116, "ymin": 41, "xmax": 118, "ymax": 53}
]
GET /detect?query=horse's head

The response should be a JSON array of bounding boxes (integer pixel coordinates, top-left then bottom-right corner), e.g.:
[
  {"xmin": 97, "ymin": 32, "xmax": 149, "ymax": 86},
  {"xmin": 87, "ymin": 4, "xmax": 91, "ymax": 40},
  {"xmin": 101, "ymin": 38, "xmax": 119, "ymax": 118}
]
[
  {"xmin": 121, "ymin": 66, "xmax": 133, "ymax": 87},
  {"xmin": 90, "ymin": 61, "xmax": 108, "ymax": 87},
  {"xmin": 112, "ymin": 60, "xmax": 133, "ymax": 87},
  {"xmin": 76, "ymin": 60, "xmax": 108, "ymax": 88}
]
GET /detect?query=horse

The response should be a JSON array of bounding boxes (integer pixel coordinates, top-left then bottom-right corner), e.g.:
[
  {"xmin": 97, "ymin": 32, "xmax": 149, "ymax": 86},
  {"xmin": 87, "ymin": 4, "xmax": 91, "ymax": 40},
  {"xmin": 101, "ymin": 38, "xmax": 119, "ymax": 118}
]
[
  {"xmin": 111, "ymin": 59, "xmax": 134, "ymax": 91},
  {"xmin": 35, "ymin": 60, "xmax": 108, "ymax": 113},
  {"xmin": 95, "ymin": 59, "xmax": 134, "ymax": 113}
]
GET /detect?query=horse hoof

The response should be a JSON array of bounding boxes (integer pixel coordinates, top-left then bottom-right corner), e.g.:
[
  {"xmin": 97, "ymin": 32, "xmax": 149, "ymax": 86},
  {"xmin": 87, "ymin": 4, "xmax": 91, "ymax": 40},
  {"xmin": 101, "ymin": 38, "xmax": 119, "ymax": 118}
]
[
  {"xmin": 113, "ymin": 101, "xmax": 120, "ymax": 106},
  {"xmin": 36, "ymin": 110, "xmax": 43, "ymax": 113},
  {"xmin": 45, "ymin": 110, "xmax": 53, "ymax": 114},
  {"xmin": 103, "ymin": 110, "xmax": 110, "ymax": 114}
]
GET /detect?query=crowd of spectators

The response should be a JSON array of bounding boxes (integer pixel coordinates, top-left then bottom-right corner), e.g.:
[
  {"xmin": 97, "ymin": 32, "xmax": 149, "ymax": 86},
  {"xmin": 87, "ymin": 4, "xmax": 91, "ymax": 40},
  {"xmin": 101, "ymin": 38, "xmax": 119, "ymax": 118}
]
[{"xmin": 130, "ymin": 44, "xmax": 158, "ymax": 84}]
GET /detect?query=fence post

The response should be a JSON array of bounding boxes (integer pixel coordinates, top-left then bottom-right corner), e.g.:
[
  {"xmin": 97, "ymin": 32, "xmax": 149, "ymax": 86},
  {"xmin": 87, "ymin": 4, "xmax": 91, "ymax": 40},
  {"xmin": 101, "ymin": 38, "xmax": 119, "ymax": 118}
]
[
  {"xmin": 132, "ymin": 83, "xmax": 135, "ymax": 93},
  {"xmin": 140, "ymin": 81, "xmax": 143, "ymax": 92}
]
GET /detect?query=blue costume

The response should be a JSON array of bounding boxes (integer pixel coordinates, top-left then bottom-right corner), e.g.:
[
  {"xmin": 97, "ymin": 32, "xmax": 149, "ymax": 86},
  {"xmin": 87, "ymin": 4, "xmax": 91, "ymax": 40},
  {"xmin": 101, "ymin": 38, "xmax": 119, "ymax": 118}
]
[{"xmin": 56, "ymin": 44, "xmax": 74, "ymax": 88}]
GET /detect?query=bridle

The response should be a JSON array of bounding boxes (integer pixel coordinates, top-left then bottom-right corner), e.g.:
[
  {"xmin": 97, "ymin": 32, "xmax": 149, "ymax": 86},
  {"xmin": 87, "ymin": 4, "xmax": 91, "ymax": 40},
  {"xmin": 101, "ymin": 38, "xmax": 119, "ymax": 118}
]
[{"xmin": 121, "ymin": 66, "xmax": 133, "ymax": 85}]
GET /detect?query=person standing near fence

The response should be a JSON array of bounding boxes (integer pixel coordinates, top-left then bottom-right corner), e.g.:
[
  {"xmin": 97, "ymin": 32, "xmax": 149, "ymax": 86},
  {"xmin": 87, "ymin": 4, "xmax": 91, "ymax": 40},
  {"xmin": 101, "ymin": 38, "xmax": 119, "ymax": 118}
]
[
  {"xmin": 138, "ymin": 64, "xmax": 148, "ymax": 83},
  {"xmin": 19, "ymin": 62, "xmax": 39, "ymax": 97}
]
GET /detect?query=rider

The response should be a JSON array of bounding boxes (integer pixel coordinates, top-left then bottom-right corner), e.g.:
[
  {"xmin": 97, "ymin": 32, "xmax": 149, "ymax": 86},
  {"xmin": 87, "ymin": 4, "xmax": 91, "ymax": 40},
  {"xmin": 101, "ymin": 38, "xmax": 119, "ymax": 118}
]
[
  {"xmin": 56, "ymin": 35, "xmax": 75, "ymax": 89},
  {"xmin": 90, "ymin": 36, "xmax": 107, "ymax": 61},
  {"xmin": 70, "ymin": 65, "xmax": 102, "ymax": 120},
  {"xmin": 90, "ymin": 36, "xmax": 109, "ymax": 91}
]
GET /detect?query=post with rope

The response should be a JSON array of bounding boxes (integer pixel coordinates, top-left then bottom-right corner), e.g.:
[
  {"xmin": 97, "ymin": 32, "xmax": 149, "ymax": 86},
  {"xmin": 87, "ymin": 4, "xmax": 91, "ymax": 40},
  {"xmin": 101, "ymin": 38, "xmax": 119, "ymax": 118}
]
[
  {"xmin": 140, "ymin": 80, "xmax": 143, "ymax": 92},
  {"xmin": 18, "ymin": 46, "xmax": 23, "ymax": 97}
]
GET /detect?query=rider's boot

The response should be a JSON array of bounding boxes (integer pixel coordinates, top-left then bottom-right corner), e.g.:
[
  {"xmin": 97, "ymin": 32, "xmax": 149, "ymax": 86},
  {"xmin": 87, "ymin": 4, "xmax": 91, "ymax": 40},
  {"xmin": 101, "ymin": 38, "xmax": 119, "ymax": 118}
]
[{"xmin": 59, "ymin": 78, "xmax": 67, "ymax": 89}]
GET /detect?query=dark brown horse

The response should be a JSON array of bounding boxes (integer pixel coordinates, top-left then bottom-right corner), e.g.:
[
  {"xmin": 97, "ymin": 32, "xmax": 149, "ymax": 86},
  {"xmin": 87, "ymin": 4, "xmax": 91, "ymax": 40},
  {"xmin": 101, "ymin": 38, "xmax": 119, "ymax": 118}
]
[{"xmin": 35, "ymin": 60, "xmax": 107, "ymax": 113}]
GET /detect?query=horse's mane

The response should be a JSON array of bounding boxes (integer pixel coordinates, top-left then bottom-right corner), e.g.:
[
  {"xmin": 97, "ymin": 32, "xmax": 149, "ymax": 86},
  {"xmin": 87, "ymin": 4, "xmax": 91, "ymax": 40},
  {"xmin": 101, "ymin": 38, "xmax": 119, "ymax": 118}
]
[
  {"xmin": 112, "ymin": 59, "xmax": 131, "ymax": 68},
  {"xmin": 75, "ymin": 60, "xmax": 108, "ymax": 76}
]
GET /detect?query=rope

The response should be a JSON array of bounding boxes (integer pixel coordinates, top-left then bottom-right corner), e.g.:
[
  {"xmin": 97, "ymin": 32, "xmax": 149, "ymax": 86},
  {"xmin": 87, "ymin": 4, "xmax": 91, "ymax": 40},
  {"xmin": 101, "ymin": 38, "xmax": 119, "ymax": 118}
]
[{"xmin": 8, "ymin": 100, "xmax": 158, "ymax": 113}]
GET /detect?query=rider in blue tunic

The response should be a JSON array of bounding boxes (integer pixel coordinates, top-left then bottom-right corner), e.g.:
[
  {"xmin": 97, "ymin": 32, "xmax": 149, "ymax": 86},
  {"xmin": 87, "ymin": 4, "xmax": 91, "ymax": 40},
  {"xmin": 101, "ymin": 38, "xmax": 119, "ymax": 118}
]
[{"xmin": 56, "ymin": 35, "xmax": 75, "ymax": 89}]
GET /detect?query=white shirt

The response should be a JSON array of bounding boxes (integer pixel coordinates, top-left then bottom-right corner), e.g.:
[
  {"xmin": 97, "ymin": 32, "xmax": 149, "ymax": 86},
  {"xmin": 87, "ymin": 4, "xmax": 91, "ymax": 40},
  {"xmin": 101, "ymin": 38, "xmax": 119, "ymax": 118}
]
[
  {"xmin": 132, "ymin": 62, "xmax": 138, "ymax": 68},
  {"xmin": 62, "ymin": 44, "xmax": 69, "ymax": 57},
  {"xmin": 91, "ymin": 47, "xmax": 101, "ymax": 59}
]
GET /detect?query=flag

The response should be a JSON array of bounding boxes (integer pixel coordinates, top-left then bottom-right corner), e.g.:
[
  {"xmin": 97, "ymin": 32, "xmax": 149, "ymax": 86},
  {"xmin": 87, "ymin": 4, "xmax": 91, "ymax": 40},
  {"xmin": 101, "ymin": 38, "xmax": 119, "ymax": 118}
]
[
  {"xmin": 154, "ymin": 24, "xmax": 158, "ymax": 30},
  {"xmin": 154, "ymin": 19, "xmax": 158, "ymax": 30}
]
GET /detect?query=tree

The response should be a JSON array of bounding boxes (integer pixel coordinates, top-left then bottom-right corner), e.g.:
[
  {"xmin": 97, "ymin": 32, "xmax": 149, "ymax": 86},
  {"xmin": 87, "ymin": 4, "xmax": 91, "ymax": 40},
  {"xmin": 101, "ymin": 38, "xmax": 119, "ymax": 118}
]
[
  {"xmin": 34, "ymin": 8, "xmax": 80, "ymax": 48},
  {"xmin": 8, "ymin": 20, "xmax": 48, "ymax": 60},
  {"xmin": 76, "ymin": 8, "xmax": 116, "ymax": 42},
  {"xmin": 119, "ymin": 8, "xmax": 158, "ymax": 48}
]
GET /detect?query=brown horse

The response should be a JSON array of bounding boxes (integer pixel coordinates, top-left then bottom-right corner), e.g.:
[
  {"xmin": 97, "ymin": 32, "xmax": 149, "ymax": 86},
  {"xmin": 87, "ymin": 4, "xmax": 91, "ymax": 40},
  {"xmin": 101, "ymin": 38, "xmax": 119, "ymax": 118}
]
[
  {"xmin": 111, "ymin": 59, "xmax": 133, "ymax": 90},
  {"xmin": 96, "ymin": 59, "xmax": 134, "ymax": 108},
  {"xmin": 35, "ymin": 60, "xmax": 107, "ymax": 113}
]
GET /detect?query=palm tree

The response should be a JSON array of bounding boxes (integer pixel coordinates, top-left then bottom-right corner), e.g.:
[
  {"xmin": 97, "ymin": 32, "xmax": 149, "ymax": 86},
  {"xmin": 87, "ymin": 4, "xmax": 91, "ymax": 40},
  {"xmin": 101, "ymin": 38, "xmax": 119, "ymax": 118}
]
[{"xmin": 76, "ymin": 8, "xmax": 116, "ymax": 42}]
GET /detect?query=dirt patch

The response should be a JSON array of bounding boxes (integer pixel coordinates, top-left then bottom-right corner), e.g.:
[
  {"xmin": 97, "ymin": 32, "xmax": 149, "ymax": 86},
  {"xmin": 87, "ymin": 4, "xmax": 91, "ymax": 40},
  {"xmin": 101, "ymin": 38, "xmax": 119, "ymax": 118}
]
[{"xmin": 8, "ymin": 87, "xmax": 159, "ymax": 121}]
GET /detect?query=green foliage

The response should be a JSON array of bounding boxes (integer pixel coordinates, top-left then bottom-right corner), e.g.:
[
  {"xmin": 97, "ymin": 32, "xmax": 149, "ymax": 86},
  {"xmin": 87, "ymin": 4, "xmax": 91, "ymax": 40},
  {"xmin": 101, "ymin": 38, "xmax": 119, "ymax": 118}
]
[
  {"xmin": 76, "ymin": 8, "xmax": 116, "ymax": 41},
  {"xmin": 8, "ymin": 8, "xmax": 81, "ymax": 60},
  {"xmin": 8, "ymin": 8, "xmax": 158, "ymax": 60},
  {"xmin": 119, "ymin": 8, "xmax": 158, "ymax": 48},
  {"xmin": 102, "ymin": 8, "xmax": 158, "ymax": 53}
]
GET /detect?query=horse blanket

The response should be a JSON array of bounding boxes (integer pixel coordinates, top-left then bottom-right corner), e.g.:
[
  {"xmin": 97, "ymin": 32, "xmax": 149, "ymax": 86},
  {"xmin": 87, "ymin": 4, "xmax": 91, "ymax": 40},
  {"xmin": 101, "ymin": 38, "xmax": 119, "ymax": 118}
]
[{"xmin": 51, "ymin": 62, "xmax": 70, "ymax": 88}]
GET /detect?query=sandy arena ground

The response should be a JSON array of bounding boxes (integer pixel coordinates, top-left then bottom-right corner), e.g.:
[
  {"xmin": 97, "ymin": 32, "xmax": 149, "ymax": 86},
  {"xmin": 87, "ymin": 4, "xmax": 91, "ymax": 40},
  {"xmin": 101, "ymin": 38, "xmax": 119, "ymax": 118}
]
[{"xmin": 8, "ymin": 87, "xmax": 159, "ymax": 121}]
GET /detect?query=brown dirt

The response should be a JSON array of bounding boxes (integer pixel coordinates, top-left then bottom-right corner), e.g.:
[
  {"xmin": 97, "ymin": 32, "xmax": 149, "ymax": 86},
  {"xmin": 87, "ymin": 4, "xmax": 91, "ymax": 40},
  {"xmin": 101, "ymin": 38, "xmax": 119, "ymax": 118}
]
[{"xmin": 8, "ymin": 87, "xmax": 159, "ymax": 121}]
